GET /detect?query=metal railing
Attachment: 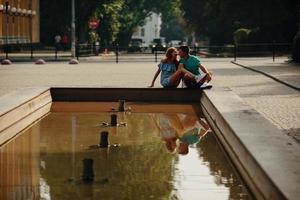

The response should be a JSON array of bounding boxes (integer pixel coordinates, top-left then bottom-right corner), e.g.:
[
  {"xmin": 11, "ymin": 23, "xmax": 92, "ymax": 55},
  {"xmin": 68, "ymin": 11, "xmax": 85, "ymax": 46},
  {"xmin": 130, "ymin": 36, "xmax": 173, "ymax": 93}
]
[{"xmin": 0, "ymin": 42, "xmax": 292, "ymax": 63}]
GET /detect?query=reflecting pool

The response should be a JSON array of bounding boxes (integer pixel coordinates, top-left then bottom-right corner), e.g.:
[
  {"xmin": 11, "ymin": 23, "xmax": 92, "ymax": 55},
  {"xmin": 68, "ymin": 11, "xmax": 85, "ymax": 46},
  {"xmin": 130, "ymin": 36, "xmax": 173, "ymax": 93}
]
[{"xmin": 0, "ymin": 102, "xmax": 251, "ymax": 200}]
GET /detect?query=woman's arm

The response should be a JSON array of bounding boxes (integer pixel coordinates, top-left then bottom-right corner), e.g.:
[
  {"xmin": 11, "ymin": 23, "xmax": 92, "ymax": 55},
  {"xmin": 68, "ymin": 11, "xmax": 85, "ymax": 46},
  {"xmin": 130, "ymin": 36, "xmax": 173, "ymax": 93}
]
[{"xmin": 149, "ymin": 68, "xmax": 161, "ymax": 87}]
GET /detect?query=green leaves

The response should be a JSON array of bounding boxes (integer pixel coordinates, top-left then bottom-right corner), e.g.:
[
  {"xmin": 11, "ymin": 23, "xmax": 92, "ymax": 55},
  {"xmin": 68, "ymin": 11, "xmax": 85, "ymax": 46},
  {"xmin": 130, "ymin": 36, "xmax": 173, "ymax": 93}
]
[
  {"xmin": 41, "ymin": 0, "xmax": 183, "ymax": 46},
  {"xmin": 180, "ymin": 0, "xmax": 299, "ymax": 44}
]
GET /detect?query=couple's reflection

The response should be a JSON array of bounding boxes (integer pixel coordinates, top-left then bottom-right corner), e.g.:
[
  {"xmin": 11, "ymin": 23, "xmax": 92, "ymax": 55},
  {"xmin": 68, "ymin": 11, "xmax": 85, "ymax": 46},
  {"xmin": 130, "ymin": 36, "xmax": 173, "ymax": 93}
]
[{"xmin": 153, "ymin": 113, "xmax": 211, "ymax": 155}]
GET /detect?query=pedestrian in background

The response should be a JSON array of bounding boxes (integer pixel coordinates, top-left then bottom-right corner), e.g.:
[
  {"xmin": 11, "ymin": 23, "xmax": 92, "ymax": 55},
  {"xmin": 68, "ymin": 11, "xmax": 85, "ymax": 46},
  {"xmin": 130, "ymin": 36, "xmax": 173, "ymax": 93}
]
[{"xmin": 54, "ymin": 34, "xmax": 62, "ymax": 51}]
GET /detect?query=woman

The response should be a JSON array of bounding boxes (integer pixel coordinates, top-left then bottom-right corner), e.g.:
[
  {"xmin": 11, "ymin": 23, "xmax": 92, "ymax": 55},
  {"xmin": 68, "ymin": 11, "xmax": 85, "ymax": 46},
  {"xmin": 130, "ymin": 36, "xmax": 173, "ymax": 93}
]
[{"xmin": 149, "ymin": 47, "xmax": 203, "ymax": 88}]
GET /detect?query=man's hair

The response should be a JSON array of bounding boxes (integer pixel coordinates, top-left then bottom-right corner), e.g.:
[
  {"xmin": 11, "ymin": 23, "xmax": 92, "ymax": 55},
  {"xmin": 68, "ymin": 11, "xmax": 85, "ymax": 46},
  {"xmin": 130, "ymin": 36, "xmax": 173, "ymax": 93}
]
[{"xmin": 179, "ymin": 45, "xmax": 190, "ymax": 54}]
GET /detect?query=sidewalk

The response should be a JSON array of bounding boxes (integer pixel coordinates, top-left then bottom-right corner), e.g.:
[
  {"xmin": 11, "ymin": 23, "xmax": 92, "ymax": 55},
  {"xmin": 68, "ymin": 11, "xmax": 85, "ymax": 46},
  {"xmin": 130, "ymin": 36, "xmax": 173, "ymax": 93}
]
[
  {"xmin": 0, "ymin": 56, "xmax": 299, "ymax": 143},
  {"xmin": 208, "ymin": 57, "xmax": 300, "ymax": 144},
  {"xmin": 233, "ymin": 57, "xmax": 300, "ymax": 91}
]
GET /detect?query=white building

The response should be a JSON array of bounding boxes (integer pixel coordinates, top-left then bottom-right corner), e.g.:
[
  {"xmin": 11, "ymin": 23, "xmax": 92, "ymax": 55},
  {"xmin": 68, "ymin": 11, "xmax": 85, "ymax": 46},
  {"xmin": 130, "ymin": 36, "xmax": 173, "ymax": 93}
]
[{"xmin": 131, "ymin": 12, "xmax": 162, "ymax": 46}]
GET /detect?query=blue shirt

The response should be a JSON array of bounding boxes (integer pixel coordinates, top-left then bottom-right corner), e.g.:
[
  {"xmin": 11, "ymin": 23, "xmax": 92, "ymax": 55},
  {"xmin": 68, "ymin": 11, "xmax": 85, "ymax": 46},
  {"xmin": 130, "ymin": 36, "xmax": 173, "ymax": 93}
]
[
  {"xmin": 158, "ymin": 62, "xmax": 177, "ymax": 87},
  {"xmin": 179, "ymin": 55, "xmax": 201, "ymax": 75}
]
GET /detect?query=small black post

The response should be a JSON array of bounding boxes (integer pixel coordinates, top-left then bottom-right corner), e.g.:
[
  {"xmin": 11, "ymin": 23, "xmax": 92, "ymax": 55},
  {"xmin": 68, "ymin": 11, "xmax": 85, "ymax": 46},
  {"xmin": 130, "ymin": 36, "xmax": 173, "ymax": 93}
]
[
  {"xmin": 55, "ymin": 46, "xmax": 58, "ymax": 60},
  {"xmin": 272, "ymin": 40, "xmax": 275, "ymax": 62},
  {"xmin": 118, "ymin": 99, "xmax": 125, "ymax": 112},
  {"xmin": 76, "ymin": 44, "xmax": 79, "ymax": 60},
  {"xmin": 234, "ymin": 44, "xmax": 237, "ymax": 62},
  {"xmin": 110, "ymin": 114, "xmax": 117, "ymax": 126},
  {"xmin": 30, "ymin": 43, "xmax": 33, "ymax": 59},
  {"xmin": 116, "ymin": 43, "xmax": 119, "ymax": 63},
  {"xmin": 99, "ymin": 131, "xmax": 109, "ymax": 148},
  {"xmin": 5, "ymin": 1, "xmax": 9, "ymax": 60},
  {"xmin": 155, "ymin": 45, "xmax": 158, "ymax": 63},
  {"xmin": 82, "ymin": 158, "xmax": 94, "ymax": 182}
]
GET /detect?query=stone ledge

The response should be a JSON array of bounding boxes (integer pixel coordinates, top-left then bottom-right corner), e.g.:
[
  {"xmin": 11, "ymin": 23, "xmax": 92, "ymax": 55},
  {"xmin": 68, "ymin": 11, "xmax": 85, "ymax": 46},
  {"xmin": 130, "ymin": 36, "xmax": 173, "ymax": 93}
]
[
  {"xmin": 0, "ymin": 87, "xmax": 51, "ymax": 145},
  {"xmin": 201, "ymin": 87, "xmax": 300, "ymax": 200}
]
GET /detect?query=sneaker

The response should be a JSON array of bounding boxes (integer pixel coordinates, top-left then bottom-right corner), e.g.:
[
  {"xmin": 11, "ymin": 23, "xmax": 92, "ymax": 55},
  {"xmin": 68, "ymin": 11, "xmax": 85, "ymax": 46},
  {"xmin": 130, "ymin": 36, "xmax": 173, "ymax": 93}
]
[
  {"xmin": 199, "ymin": 82, "xmax": 212, "ymax": 89},
  {"xmin": 195, "ymin": 73, "xmax": 207, "ymax": 83}
]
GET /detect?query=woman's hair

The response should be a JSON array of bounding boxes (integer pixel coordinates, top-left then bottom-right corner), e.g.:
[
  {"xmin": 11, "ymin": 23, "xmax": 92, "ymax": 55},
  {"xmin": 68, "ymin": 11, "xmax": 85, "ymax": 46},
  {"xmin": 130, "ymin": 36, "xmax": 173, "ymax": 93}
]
[{"xmin": 161, "ymin": 47, "xmax": 179, "ymax": 67}]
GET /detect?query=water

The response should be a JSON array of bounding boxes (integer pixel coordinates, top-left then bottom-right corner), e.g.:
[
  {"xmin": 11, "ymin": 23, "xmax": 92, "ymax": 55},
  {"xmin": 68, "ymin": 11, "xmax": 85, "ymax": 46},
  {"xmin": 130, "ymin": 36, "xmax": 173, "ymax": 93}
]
[{"xmin": 0, "ymin": 102, "xmax": 251, "ymax": 200}]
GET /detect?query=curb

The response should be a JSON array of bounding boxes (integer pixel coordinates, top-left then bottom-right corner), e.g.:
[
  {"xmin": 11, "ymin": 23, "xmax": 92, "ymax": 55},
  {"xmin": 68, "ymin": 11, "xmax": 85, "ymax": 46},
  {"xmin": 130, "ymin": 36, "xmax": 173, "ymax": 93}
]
[{"xmin": 231, "ymin": 61, "xmax": 300, "ymax": 92}]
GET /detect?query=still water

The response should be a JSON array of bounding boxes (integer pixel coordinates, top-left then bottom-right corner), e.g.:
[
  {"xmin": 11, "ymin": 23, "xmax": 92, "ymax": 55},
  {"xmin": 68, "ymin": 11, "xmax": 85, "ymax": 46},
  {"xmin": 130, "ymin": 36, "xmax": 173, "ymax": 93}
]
[{"xmin": 0, "ymin": 102, "xmax": 251, "ymax": 200}]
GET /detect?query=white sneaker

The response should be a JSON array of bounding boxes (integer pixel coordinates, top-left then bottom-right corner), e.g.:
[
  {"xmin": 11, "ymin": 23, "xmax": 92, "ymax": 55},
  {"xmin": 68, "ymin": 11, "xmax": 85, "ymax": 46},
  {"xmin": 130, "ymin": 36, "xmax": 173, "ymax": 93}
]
[
  {"xmin": 200, "ymin": 82, "xmax": 212, "ymax": 89},
  {"xmin": 195, "ymin": 73, "xmax": 207, "ymax": 83}
]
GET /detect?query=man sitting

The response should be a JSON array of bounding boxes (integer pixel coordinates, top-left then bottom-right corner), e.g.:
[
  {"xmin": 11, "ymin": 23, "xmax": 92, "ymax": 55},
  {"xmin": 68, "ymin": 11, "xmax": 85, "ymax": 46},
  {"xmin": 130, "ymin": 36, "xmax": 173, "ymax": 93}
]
[{"xmin": 178, "ymin": 45, "xmax": 212, "ymax": 89}]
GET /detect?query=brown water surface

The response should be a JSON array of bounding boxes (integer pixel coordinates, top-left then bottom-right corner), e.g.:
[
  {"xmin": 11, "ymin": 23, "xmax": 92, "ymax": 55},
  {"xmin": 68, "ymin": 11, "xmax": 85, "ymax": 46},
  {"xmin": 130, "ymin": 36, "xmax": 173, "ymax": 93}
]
[{"xmin": 0, "ymin": 102, "xmax": 251, "ymax": 200}]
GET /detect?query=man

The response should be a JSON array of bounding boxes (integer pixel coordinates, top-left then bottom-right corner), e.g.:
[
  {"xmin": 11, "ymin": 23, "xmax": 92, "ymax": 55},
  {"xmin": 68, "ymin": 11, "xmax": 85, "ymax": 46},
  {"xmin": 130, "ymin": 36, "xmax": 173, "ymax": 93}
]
[{"xmin": 178, "ymin": 45, "xmax": 212, "ymax": 88}]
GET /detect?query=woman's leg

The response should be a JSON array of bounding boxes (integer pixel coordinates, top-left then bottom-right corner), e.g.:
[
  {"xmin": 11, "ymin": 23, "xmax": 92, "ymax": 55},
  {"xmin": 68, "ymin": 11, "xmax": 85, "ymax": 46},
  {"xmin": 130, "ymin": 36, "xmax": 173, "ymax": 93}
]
[{"xmin": 168, "ymin": 70, "xmax": 185, "ymax": 87}]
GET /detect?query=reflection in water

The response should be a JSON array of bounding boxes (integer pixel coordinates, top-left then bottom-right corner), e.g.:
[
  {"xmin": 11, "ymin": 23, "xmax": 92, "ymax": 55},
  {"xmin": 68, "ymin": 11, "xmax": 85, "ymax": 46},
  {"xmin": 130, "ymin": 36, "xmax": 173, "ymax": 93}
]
[{"xmin": 0, "ymin": 104, "xmax": 251, "ymax": 200}]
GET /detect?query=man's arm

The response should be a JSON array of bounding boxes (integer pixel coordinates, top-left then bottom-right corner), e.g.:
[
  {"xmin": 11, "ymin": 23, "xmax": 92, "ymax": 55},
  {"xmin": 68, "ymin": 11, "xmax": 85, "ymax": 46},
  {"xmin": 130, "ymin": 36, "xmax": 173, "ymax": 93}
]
[{"xmin": 199, "ymin": 64, "xmax": 212, "ymax": 82}]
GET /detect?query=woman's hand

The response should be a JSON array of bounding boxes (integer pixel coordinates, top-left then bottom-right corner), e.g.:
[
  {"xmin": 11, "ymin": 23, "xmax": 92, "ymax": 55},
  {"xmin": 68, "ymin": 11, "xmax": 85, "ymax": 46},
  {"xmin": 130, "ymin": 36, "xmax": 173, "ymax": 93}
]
[{"xmin": 148, "ymin": 83, "xmax": 154, "ymax": 88}]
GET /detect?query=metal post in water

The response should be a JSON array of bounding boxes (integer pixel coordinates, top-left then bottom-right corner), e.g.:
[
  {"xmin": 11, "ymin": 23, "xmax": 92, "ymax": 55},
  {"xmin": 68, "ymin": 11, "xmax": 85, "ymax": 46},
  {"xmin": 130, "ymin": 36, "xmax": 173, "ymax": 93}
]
[
  {"xmin": 82, "ymin": 158, "xmax": 94, "ymax": 182},
  {"xmin": 118, "ymin": 100, "xmax": 125, "ymax": 112},
  {"xmin": 110, "ymin": 114, "xmax": 117, "ymax": 126},
  {"xmin": 99, "ymin": 131, "xmax": 109, "ymax": 148}
]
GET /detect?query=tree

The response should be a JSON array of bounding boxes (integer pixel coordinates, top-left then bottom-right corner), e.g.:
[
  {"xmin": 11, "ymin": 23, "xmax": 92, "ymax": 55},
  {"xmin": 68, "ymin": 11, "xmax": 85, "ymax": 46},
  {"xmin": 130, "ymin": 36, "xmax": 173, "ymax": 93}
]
[
  {"xmin": 159, "ymin": 0, "xmax": 186, "ymax": 42},
  {"xmin": 180, "ymin": 0, "xmax": 300, "ymax": 44},
  {"xmin": 40, "ymin": 0, "xmax": 181, "ymax": 46},
  {"xmin": 92, "ymin": 1, "xmax": 124, "ymax": 46}
]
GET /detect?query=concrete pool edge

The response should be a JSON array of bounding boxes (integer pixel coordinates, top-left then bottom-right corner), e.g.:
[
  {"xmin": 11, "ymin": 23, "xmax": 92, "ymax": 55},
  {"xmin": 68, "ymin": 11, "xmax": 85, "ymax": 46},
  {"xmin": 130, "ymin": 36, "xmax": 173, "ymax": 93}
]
[
  {"xmin": 0, "ymin": 87, "xmax": 299, "ymax": 200},
  {"xmin": 0, "ymin": 88, "xmax": 52, "ymax": 145},
  {"xmin": 201, "ymin": 87, "xmax": 300, "ymax": 200}
]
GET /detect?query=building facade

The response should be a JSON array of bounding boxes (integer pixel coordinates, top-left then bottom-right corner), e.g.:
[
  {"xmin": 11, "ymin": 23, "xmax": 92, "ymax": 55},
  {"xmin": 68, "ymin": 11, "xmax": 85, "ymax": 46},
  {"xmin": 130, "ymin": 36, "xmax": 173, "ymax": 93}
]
[
  {"xmin": 0, "ymin": 0, "xmax": 39, "ymax": 45},
  {"xmin": 132, "ymin": 12, "xmax": 161, "ymax": 45}
]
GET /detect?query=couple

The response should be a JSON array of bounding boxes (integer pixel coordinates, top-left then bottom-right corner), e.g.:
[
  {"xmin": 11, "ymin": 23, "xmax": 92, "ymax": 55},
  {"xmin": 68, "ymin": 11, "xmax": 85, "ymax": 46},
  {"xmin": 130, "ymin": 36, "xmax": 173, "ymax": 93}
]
[
  {"xmin": 154, "ymin": 113, "xmax": 211, "ymax": 155},
  {"xmin": 149, "ymin": 45, "xmax": 212, "ymax": 88}
]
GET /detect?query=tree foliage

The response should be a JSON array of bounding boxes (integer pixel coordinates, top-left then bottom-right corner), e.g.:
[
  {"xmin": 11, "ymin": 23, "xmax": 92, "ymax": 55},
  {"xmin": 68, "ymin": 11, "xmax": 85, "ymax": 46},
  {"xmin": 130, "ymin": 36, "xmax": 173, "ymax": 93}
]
[
  {"xmin": 40, "ymin": 0, "xmax": 181, "ymax": 46},
  {"xmin": 180, "ymin": 0, "xmax": 300, "ymax": 44},
  {"xmin": 292, "ymin": 31, "xmax": 300, "ymax": 62}
]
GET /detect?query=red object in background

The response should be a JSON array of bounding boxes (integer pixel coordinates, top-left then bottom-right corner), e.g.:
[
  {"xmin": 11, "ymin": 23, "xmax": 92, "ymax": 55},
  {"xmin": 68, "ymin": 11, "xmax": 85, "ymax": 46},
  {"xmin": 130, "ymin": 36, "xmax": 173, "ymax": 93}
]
[{"xmin": 88, "ymin": 18, "xmax": 100, "ymax": 30}]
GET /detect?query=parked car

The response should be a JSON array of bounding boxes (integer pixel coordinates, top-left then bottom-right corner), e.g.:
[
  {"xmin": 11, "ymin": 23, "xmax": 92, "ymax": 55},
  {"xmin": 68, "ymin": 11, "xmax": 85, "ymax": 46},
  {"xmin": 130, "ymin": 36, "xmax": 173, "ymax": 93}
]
[
  {"xmin": 168, "ymin": 40, "xmax": 182, "ymax": 48},
  {"xmin": 128, "ymin": 38, "xmax": 143, "ymax": 52},
  {"xmin": 151, "ymin": 37, "xmax": 167, "ymax": 53}
]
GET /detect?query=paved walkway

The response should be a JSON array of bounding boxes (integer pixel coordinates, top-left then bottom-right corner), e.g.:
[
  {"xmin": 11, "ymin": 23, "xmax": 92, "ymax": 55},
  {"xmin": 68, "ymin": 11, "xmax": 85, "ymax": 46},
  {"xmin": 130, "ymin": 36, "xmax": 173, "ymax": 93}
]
[
  {"xmin": 0, "ymin": 56, "xmax": 299, "ymax": 143},
  {"xmin": 210, "ymin": 57, "xmax": 300, "ymax": 143}
]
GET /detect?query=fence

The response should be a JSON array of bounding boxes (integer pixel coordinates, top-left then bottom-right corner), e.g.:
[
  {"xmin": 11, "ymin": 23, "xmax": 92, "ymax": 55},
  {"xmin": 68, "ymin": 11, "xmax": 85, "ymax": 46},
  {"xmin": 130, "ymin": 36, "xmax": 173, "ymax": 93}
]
[{"xmin": 0, "ymin": 42, "xmax": 292, "ymax": 63}]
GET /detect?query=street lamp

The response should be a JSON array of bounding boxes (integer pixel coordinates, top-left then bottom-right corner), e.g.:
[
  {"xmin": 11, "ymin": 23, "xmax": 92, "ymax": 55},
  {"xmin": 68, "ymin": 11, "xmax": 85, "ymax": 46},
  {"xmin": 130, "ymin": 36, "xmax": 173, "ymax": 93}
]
[
  {"xmin": 69, "ymin": 0, "xmax": 79, "ymax": 64},
  {"xmin": 1, "ymin": 1, "xmax": 12, "ymax": 65}
]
